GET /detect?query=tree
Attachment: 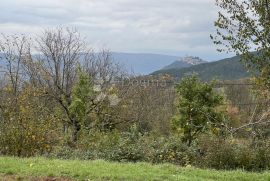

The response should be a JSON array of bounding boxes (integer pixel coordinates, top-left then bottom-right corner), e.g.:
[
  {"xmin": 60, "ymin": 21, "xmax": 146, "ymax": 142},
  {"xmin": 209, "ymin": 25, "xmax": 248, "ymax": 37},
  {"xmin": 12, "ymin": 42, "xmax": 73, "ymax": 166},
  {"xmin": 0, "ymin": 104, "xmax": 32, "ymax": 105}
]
[
  {"xmin": 0, "ymin": 34, "xmax": 31, "ymax": 97},
  {"xmin": 212, "ymin": 0, "xmax": 270, "ymax": 88},
  {"xmin": 0, "ymin": 27, "xmax": 129, "ymax": 143},
  {"xmin": 15, "ymin": 27, "xmax": 120, "ymax": 142},
  {"xmin": 172, "ymin": 75, "xmax": 224, "ymax": 146},
  {"xmin": 68, "ymin": 67, "xmax": 95, "ymax": 133},
  {"xmin": 0, "ymin": 82, "xmax": 61, "ymax": 156},
  {"xmin": 211, "ymin": 0, "xmax": 270, "ymax": 139}
]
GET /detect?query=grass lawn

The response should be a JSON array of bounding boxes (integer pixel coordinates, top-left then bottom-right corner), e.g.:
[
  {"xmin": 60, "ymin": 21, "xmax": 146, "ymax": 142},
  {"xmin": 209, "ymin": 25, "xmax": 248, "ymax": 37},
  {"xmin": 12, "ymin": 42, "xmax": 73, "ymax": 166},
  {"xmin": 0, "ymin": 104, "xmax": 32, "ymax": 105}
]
[{"xmin": 0, "ymin": 157, "xmax": 270, "ymax": 181}]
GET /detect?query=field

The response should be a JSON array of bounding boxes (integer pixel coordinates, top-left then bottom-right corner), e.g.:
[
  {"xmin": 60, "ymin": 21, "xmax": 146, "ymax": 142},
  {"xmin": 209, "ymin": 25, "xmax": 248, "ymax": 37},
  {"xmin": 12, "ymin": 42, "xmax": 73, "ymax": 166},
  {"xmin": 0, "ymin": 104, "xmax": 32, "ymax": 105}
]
[{"xmin": 0, "ymin": 157, "xmax": 269, "ymax": 181}]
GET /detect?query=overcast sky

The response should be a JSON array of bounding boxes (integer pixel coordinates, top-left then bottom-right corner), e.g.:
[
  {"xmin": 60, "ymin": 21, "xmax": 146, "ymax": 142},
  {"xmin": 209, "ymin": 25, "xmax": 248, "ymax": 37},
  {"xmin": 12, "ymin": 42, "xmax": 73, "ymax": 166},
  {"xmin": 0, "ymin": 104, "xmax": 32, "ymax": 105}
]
[{"xmin": 0, "ymin": 0, "xmax": 233, "ymax": 61}]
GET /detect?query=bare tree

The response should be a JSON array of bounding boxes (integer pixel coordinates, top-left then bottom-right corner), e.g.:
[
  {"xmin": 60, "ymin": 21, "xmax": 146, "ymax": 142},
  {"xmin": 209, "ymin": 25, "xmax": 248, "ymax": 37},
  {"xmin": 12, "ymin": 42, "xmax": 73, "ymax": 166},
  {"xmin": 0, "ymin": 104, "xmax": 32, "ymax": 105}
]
[
  {"xmin": 0, "ymin": 27, "xmax": 133, "ymax": 142},
  {"xmin": 0, "ymin": 34, "xmax": 30, "ymax": 96},
  {"xmin": 82, "ymin": 49, "xmax": 126, "ymax": 89},
  {"xmin": 28, "ymin": 27, "xmax": 88, "ymax": 141},
  {"xmin": 20, "ymin": 27, "xmax": 128, "ymax": 142}
]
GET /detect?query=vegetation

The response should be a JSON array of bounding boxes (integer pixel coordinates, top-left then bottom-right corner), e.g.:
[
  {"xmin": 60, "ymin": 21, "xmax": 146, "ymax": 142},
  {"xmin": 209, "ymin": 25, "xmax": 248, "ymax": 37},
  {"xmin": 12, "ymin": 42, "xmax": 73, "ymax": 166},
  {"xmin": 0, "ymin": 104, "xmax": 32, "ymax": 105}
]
[
  {"xmin": 1, "ymin": 157, "xmax": 270, "ymax": 181},
  {"xmin": 151, "ymin": 55, "xmax": 250, "ymax": 81},
  {"xmin": 1, "ymin": 25, "xmax": 270, "ymax": 181},
  {"xmin": 172, "ymin": 75, "xmax": 224, "ymax": 146},
  {"xmin": 212, "ymin": 0, "xmax": 270, "ymax": 90}
]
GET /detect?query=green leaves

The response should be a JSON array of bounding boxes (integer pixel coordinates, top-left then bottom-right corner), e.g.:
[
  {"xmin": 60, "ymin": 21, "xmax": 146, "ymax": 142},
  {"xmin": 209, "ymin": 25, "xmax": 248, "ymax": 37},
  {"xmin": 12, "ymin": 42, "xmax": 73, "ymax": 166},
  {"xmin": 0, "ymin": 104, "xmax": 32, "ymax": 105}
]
[
  {"xmin": 172, "ymin": 75, "xmax": 224, "ymax": 145},
  {"xmin": 69, "ymin": 66, "xmax": 94, "ymax": 125},
  {"xmin": 213, "ymin": 0, "xmax": 270, "ymax": 89}
]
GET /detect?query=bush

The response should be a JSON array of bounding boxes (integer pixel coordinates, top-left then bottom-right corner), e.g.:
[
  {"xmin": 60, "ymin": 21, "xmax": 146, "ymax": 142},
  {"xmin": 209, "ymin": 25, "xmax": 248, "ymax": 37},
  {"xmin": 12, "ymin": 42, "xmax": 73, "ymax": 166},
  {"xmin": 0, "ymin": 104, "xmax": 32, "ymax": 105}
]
[
  {"xmin": 196, "ymin": 136, "xmax": 270, "ymax": 171},
  {"xmin": 46, "ymin": 146, "xmax": 98, "ymax": 160},
  {"xmin": 143, "ymin": 136, "xmax": 196, "ymax": 166},
  {"xmin": 46, "ymin": 129, "xmax": 196, "ymax": 165},
  {"xmin": 46, "ymin": 131, "xmax": 270, "ymax": 171},
  {"xmin": 107, "ymin": 135, "xmax": 145, "ymax": 162},
  {"xmin": 0, "ymin": 118, "xmax": 60, "ymax": 157},
  {"xmin": 48, "ymin": 127, "xmax": 147, "ymax": 162},
  {"xmin": 252, "ymin": 140, "xmax": 270, "ymax": 170}
]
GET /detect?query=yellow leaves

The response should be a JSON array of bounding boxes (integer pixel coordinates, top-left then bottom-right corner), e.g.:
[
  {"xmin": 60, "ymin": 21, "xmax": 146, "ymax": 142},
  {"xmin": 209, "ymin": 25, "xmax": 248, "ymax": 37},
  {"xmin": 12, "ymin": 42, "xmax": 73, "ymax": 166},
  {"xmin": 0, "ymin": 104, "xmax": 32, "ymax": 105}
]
[
  {"xmin": 20, "ymin": 105, "xmax": 26, "ymax": 113},
  {"xmin": 212, "ymin": 127, "xmax": 221, "ymax": 135},
  {"xmin": 261, "ymin": 67, "xmax": 269, "ymax": 77},
  {"xmin": 177, "ymin": 128, "xmax": 183, "ymax": 132},
  {"xmin": 29, "ymin": 163, "xmax": 34, "ymax": 167},
  {"xmin": 245, "ymin": 127, "xmax": 252, "ymax": 132},
  {"xmin": 31, "ymin": 135, "xmax": 36, "ymax": 140},
  {"xmin": 0, "ymin": 89, "xmax": 62, "ymax": 157},
  {"xmin": 168, "ymin": 151, "xmax": 176, "ymax": 161},
  {"xmin": 3, "ymin": 86, "xmax": 13, "ymax": 93},
  {"xmin": 108, "ymin": 85, "xmax": 118, "ymax": 94},
  {"xmin": 229, "ymin": 138, "xmax": 236, "ymax": 144}
]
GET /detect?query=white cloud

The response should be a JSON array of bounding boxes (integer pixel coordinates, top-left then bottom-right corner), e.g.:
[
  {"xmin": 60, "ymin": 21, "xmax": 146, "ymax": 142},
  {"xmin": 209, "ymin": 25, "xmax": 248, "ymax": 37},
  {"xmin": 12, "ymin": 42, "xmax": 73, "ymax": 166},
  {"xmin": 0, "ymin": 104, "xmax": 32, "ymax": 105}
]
[{"xmin": 0, "ymin": 0, "xmax": 231, "ymax": 60}]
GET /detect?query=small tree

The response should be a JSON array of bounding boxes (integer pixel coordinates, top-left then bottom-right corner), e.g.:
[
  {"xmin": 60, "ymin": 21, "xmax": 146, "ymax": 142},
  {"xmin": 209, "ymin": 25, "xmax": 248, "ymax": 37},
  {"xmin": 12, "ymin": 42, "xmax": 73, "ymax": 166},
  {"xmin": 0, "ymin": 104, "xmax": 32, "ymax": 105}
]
[
  {"xmin": 69, "ymin": 67, "xmax": 95, "ymax": 140},
  {"xmin": 68, "ymin": 67, "xmax": 122, "ymax": 138},
  {"xmin": 172, "ymin": 75, "xmax": 224, "ymax": 146}
]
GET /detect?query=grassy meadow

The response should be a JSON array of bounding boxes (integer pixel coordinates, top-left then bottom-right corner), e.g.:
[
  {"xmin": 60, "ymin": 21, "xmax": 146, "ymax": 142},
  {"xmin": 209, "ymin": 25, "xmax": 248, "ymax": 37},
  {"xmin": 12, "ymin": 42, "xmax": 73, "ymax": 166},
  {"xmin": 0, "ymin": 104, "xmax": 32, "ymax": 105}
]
[{"xmin": 0, "ymin": 157, "xmax": 270, "ymax": 181}]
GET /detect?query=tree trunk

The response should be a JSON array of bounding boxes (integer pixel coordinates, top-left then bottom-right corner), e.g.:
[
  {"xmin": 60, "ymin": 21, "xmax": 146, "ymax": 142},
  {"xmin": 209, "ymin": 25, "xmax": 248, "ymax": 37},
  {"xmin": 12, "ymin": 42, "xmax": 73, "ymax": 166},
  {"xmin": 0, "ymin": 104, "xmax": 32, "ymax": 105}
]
[
  {"xmin": 72, "ymin": 119, "xmax": 81, "ymax": 142},
  {"xmin": 187, "ymin": 129, "xmax": 192, "ymax": 147}
]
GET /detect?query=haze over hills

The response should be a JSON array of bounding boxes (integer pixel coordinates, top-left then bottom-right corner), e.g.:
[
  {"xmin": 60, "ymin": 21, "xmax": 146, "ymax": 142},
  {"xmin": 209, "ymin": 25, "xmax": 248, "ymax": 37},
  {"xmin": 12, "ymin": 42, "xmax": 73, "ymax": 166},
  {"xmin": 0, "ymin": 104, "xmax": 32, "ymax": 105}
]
[
  {"xmin": 111, "ymin": 52, "xmax": 206, "ymax": 75},
  {"xmin": 1, "ymin": 52, "xmax": 249, "ymax": 81},
  {"xmin": 0, "ymin": 52, "xmax": 205, "ymax": 75},
  {"xmin": 151, "ymin": 55, "xmax": 251, "ymax": 81}
]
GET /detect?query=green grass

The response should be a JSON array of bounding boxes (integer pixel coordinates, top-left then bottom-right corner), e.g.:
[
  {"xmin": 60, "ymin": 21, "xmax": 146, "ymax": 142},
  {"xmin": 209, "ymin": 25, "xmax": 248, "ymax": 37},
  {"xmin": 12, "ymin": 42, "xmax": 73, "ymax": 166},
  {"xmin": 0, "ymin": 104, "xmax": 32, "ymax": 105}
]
[{"xmin": 0, "ymin": 157, "xmax": 270, "ymax": 181}]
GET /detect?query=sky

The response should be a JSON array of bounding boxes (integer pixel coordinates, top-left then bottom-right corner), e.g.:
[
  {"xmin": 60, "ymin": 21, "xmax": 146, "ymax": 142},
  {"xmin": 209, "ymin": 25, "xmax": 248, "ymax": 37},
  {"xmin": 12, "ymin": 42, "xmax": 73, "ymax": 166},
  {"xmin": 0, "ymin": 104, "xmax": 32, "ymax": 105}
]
[{"xmin": 0, "ymin": 0, "xmax": 234, "ymax": 61}]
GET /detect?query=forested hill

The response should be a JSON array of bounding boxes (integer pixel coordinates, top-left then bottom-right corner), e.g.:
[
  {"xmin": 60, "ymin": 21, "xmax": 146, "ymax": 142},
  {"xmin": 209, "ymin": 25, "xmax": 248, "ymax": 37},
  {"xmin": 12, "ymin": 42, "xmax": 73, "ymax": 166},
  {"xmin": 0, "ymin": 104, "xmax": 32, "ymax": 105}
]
[{"xmin": 151, "ymin": 55, "xmax": 251, "ymax": 81}]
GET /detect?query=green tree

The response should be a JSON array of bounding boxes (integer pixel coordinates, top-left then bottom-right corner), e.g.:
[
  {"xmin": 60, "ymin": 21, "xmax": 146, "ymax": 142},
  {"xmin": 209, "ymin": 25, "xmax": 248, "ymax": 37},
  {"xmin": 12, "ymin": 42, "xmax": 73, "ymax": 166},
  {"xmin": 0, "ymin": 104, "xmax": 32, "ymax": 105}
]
[
  {"xmin": 172, "ymin": 75, "xmax": 224, "ymax": 146},
  {"xmin": 69, "ymin": 67, "xmax": 95, "ymax": 140},
  {"xmin": 212, "ymin": 0, "xmax": 270, "ymax": 88}
]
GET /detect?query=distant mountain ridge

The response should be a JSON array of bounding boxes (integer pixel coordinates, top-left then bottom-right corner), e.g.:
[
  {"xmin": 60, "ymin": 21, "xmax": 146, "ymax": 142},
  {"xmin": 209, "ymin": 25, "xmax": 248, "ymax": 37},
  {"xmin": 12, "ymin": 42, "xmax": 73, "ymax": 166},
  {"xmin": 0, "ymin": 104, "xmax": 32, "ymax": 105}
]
[
  {"xmin": 151, "ymin": 55, "xmax": 250, "ymax": 81},
  {"xmin": 162, "ymin": 56, "xmax": 207, "ymax": 70},
  {"xmin": 111, "ymin": 52, "xmax": 207, "ymax": 75},
  {"xmin": 0, "ymin": 52, "xmax": 204, "ymax": 75}
]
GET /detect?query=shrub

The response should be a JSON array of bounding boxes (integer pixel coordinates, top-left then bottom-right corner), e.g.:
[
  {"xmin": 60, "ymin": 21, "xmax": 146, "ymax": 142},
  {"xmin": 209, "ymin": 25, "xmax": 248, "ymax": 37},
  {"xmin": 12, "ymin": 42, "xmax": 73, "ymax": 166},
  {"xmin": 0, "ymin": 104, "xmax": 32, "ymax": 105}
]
[
  {"xmin": 146, "ymin": 136, "xmax": 196, "ymax": 166},
  {"xmin": 107, "ymin": 136, "xmax": 145, "ymax": 162},
  {"xmin": 50, "ymin": 126, "xmax": 147, "ymax": 162},
  {"xmin": 46, "ymin": 131, "xmax": 270, "ymax": 171},
  {"xmin": 46, "ymin": 130, "xmax": 196, "ymax": 165},
  {"xmin": 196, "ymin": 136, "xmax": 270, "ymax": 171},
  {"xmin": 101, "ymin": 125, "xmax": 147, "ymax": 162},
  {"xmin": 0, "ymin": 117, "xmax": 60, "ymax": 157},
  {"xmin": 47, "ymin": 146, "xmax": 97, "ymax": 160},
  {"xmin": 252, "ymin": 140, "xmax": 270, "ymax": 170}
]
